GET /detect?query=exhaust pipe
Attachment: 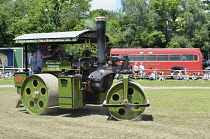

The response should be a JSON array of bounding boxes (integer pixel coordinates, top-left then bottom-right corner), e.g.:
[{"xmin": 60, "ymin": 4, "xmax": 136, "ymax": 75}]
[
  {"xmin": 90, "ymin": 16, "xmax": 114, "ymax": 92},
  {"xmin": 95, "ymin": 16, "xmax": 107, "ymax": 69}
]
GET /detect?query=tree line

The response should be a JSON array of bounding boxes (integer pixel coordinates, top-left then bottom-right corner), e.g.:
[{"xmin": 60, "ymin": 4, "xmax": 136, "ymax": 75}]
[{"xmin": 0, "ymin": 0, "xmax": 210, "ymax": 58}]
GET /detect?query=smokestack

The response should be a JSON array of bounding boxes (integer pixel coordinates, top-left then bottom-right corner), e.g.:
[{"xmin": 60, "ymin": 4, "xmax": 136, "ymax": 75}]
[{"xmin": 95, "ymin": 16, "xmax": 107, "ymax": 68}]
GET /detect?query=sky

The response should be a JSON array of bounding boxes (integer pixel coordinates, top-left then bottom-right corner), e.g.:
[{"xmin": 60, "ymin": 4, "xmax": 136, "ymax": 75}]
[{"xmin": 90, "ymin": 0, "xmax": 122, "ymax": 11}]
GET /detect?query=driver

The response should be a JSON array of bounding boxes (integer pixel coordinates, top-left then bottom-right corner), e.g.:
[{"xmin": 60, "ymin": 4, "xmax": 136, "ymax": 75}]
[{"xmin": 37, "ymin": 43, "xmax": 53, "ymax": 70}]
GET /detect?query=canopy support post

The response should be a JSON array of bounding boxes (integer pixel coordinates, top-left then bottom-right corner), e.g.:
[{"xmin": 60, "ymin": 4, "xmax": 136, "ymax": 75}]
[{"xmin": 24, "ymin": 43, "xmax": 28, "ymax": 72}]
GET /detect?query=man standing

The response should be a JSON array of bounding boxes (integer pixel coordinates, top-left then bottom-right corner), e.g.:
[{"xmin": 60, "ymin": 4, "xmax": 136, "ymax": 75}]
[
  {"xmin": 37, "ymin": 43, "xmax": 52, "ymax": 71},
  {"xmin": 139, "ymin": 62, "xmax": 145, "ymax": 79},
  {"xmin": 133, "ymin": 62, "xmax": 139, "ymax": 79}
]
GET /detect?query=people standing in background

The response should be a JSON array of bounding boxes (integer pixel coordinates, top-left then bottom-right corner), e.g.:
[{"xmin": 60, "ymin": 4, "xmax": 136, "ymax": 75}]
[
  {"xmin": 133, "ymin": 62, "xmax": 139, "ymax": 79},
  {"xmin": 28, "ymin": 50, "xmax": 37, "ymax": 73},
  {"xmin": 139, "ymin": 62, "xmax": 145, "ymax": 79},
  {"xmin": 37, "ymin": 43, "xmax": 52, "ymax": 71}
]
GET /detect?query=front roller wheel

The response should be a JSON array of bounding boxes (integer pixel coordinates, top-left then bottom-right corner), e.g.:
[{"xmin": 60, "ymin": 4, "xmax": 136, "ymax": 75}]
[
  {"xmin": 21, "ymin": 74, "xmax": 58, "ymax": 115},
  {"xmin": 106, "ymin": 81, "xmax": 147, "ymax": 121}
]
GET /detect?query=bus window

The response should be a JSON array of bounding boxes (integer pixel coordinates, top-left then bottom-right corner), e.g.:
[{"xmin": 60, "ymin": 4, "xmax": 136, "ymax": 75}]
[
  {"xmin": 170, "ymin": 55, "xmax": 180, "ymax": 61},
  {"xmin": 133, "ymin": 55, "xmax": 144, "ymax": 61},
  {"xmin": 146, "ymin": 55, "xmax": 156, "ymax": 61},
  {"xmin": 182, "ymin": 54, "xmax": 193, "ymax": 61},
  {"xmin": 157, "ymin": 55, "xmax": 168, "ymax": 61},
  {"xmin": 120, "ymin": 54, "xmax": 132, "ymax": 60},
  {"xmin": 194, "ymin": 55, "xmax": 198, "ymax": 61}
]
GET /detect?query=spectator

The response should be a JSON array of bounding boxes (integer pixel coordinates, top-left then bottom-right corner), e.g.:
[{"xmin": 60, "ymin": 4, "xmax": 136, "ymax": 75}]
[
  {"xmin": 0, "ymin": 70, "xmax": 2, "ymax": 78},
  {"xmin": 139, "ymin": 62, "xmax": 145, "ymax": 79},
  {"xmin": 192, "ymin": 72, "xmax": 197, "ymax": 80},
  {"xmin": 184, "ymin": 72, "xmax": 189, "ymax": 81},
  {"xmin": 177, "ymin": 71, "xmax": 183, "ymax": 80},
  {"xmin": 202, "ymin": 71, "xmax": 209, "ymax": 80},
  {"xmin": 158, "ymin": 72, "xmax": 165, "ymax": 81},
  {"xmin": 133, "ymin": 62, "xmax": 139, "ymax": 79},
  {"xmin": 149, "ymin": 72, "xmax": 156, "ymax": 80},
  {"xmin": 29, "ymin": 49, "xmax": 38, "ymax": 73}
]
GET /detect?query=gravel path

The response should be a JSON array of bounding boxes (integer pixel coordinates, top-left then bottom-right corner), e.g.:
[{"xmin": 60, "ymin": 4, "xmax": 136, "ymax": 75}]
[
  {"xmin": 0, "ymin": 85, "xmax": 15, "ymax": 87},
  {"xmin": 143, "ymin": 87, "xmax": 210, "ymax": 89}
]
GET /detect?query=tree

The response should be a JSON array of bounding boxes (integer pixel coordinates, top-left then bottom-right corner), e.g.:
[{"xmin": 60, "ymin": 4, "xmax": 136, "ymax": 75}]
[
  {"xmin": 168, "ymin": 0, "xmax": 210, "ymax": 56},
  {"xmin": 8, "ymin": 0, "xmax": 91, "ymax": 36},
  {"xmin": 150, "ymin": 0, "xmax": 184, "ymax": 44},
  {"xmin": 120, "ymin": 0, "xmax": 165, "ymax": 48},
  {"xmin": 0, "ymin": 3, "xmax": 14, "ymax": 47}
]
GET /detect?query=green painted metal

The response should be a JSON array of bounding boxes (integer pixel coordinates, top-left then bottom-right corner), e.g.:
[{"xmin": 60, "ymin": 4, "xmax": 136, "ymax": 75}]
[
  {"xmin": 17, "ymin": 87, "xmax": 21, "ymax": 94},
  {"xmin": 13, "ymin": 48, "xmax": 24, "ymax": 69},
  {"xmin": 58, "ymin": 76, "xmax": 83, "ymax": 108},
  {"xmin": 14, "ymin": 72, "xmax": 28, "ymax": 87},
  {"xmin": 42, "ymin": 60, "xmax": 72, "ymax": 72},
  {"xmin": 21, "ymin": 74, "xmax": 58, "ymax": 115},
  {"xmin": 106, "ymin": 75, "xmax": 147, "ymax": 121},
  {"xmin": 98, "ymin": 92, "xmax": 107, "ymax": 104},
  {"xmin": 72, "ymin": 77, "xmax": 83, "ymax": 108},
  {"xmin": 123, "ymin": 74, "xmax": 129, "ymax": 103}
]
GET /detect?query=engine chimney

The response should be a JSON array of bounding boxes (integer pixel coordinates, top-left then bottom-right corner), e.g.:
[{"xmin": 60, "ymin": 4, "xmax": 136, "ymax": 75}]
[{"xmin": 95, "ymin": 16, "xmax": 107, "ymax": 68}]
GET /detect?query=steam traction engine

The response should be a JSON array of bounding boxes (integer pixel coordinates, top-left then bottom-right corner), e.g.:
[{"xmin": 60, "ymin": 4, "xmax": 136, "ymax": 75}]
[{"xmin": 14, "ymin": 17, "xmax": 150, "ymax": 121}]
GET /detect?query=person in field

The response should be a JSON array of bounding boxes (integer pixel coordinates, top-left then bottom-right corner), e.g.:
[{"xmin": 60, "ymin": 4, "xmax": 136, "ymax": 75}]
[
  {"xmin": 133, "ymin": 62, "xmax": 139, "ymax": 79},
  {"xmin": 139, "ymin": 62, "xmax": 145, "ymax": 79}
]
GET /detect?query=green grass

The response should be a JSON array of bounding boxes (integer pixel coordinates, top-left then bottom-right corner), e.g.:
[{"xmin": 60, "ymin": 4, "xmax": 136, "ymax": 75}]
[
  {"xmin": 1, "ymin": 77, "xmax": 210, "ymax": 87},
  {"xmin": 138, "ymin": 79, "xmax": 210, "ymax": 87},
  {"xmin": 143, "ymin": 89, "xmax": 210, "ymax": 138},
  {"xmin": 0, "ymin": 77, "xmax": 14, "ymax": 85},
  {"xmin": 0, "ymin": 87, "xmax": 209, "ymax": 138},
  {"xmin": 114, "ymin": 79, "xmax": 210, "ymax": 87}
]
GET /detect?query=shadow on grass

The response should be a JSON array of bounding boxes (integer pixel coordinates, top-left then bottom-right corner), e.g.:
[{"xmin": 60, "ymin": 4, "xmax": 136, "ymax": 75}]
[
  {"xmin": 50, "ymin": 105, "xmax": 110, "ymax": 118},
  {"xmin": 138, "ymin": 114, "xmax": 154, "ymax": 121},
  {"xmin": 17, "ymin": 105, "xmax": 109, "ymax": 117},
  {"xmin": 107, "ymin": 114, "xmax": 154, "ymax": 121},
  {"xmin": 17, "ymin": 105, "xmax": 153, "ymax": 121},
  {"xmin": 17, "ymin": 108, "xmax": 29, "ymax": 114}
]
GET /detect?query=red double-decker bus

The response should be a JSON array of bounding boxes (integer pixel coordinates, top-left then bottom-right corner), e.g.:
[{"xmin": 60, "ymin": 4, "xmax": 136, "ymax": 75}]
[{"xmin": 110, "ymin": 48, "xmax": 204, "ymax": 78}]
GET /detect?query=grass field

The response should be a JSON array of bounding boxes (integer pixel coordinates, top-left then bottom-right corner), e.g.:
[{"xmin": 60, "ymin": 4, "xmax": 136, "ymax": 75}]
[
  {"xmin": 1, "ymin": 77, "xmax": 210, "ymax": 87},
  {"xmin": 0, "ymin": 81, "xmax": 210, "ymax": 138},
  {"xmin": 0, "ymin": 78, "xmax": 14, "ymax": 85}
]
